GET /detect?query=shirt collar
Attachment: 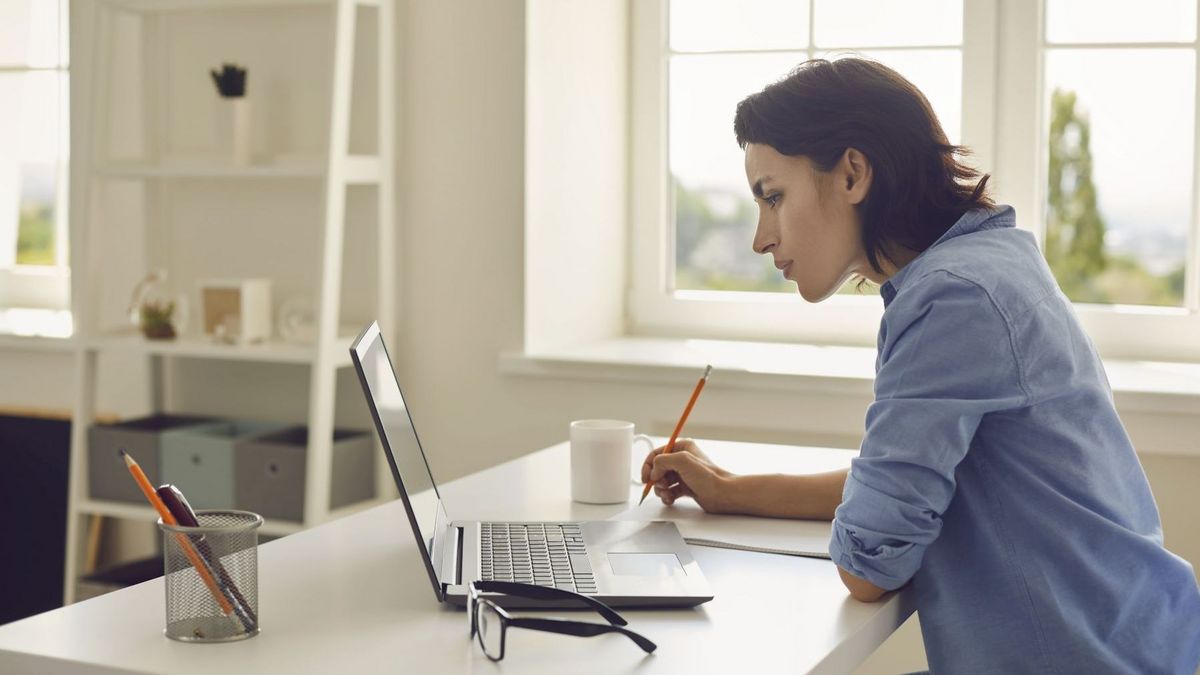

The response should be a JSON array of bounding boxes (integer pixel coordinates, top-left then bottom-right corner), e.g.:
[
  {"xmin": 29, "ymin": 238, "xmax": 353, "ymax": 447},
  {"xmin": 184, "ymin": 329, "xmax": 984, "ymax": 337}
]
[{"xmin": 879, "ymin": 205, "xmax": 1016, "ymax": 306}]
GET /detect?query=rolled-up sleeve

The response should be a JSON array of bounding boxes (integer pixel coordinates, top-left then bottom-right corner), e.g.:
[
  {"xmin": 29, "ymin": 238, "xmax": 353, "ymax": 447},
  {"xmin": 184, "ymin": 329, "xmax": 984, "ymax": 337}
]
[{"xmin": 829, "ymin": 271, "xmax": 1029, "ymax": 591}]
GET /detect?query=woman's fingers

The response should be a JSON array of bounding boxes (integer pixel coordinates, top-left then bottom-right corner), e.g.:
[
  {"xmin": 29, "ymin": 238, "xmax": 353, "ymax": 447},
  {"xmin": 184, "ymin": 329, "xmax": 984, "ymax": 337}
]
[
  {"xmin": 642, "ymin": 439, "xmax": 708, "ymax": 483},
  {"xmin": 640, "ymin": 446, "xmax": 668, "ymax": 483},
  {"xmin": 648, "ymin": 451, "xmax": 702, "ymax": 484},
  {"xmin": 648, "ymin": 449, "xmax": 727, "ymax": 512},
  {"xmin": 654, "ymin": 482, "xmax": 692, "ymax": 506},
  {"xmin": 656, "ymin": 439, "xmax": 697, "ymax": 455}
]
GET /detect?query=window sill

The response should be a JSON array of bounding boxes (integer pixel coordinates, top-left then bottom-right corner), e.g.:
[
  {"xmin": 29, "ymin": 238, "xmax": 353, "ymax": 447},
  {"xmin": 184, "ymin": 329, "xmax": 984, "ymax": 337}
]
[
  {"xmin": 498, "ymin": 336, "xmax": 1200, "ymax": 417},
  {"xmin": 0, "ymin": 308, "xmax": 74, "ymax": 343}
]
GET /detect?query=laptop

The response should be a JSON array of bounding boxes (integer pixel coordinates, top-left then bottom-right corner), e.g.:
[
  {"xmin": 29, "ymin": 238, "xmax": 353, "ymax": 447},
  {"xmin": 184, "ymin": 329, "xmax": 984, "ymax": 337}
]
[{"xmin": 350, "ymin": 321, "xmax": 714, "ymax": 609}]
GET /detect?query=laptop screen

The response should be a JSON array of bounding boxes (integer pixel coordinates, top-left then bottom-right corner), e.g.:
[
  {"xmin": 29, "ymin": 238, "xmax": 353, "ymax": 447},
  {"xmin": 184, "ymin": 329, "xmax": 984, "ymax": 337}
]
[{"xmin": 350, "ymin": 323, "xmax": 441, "ymax": 559}]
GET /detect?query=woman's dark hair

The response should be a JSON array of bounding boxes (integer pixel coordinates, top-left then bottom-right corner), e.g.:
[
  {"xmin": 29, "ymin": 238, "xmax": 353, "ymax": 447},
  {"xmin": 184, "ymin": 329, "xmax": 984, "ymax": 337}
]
[{"xmin": 734, "ymin": 57, "xmax": 993, "ymax": 274}]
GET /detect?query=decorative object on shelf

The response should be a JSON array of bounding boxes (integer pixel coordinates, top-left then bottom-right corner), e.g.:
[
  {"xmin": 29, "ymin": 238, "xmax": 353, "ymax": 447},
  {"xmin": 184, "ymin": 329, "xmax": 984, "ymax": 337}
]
[
  {"xmin": 209, "ymin": 63, "xmax": 246, "ymax": 97},
  {"xmin": 277, "ymin": 295, "xmax": 316, "ymax": 344},
  {"xmin": 139, "ymin": 300, "xmax": 177, "ymax": 340},
  {"xmin": 210, "ymin": 62, "xmax": 251, "ymax": 166},
  {"xmin": 198, "ymin": 278, "xmax": 272, "ymax": 345},
  {"xmin": 128, "ymin": 270, "xmax": 187, "ymax": 340}
]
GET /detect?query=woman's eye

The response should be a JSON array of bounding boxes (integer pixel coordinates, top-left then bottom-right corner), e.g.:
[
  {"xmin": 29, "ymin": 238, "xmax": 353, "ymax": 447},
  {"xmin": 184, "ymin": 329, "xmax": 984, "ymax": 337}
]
[{"xmin": 765, "ymin": 194, "xmax": 780, "ymax": 208}]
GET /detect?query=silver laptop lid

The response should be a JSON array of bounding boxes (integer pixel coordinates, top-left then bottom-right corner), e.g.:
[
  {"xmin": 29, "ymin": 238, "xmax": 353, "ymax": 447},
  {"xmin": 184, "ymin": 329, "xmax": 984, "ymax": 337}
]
[{"xmin": 350, "ymin": 321, "xmax": 454, "ymax": 601}]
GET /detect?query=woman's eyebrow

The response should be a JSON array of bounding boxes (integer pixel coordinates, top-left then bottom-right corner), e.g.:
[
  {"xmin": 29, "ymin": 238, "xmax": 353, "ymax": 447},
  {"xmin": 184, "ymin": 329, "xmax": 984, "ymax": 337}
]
[{"xmin": 752, "ymin": 176, "xmax": 775, "ymax": 199}]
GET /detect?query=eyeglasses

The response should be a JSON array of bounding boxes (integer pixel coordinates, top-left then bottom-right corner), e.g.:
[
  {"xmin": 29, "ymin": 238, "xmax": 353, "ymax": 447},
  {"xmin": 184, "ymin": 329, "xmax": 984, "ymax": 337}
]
[{"xmin": 467, "ymin": 580, "xmax": 658, "ymax": 661}]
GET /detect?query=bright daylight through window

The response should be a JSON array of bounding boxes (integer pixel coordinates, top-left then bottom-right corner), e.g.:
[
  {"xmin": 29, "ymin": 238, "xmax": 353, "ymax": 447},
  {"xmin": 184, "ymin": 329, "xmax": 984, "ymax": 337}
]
[
  {"xmin": 0, "ymin": 0, "xmax": 70, "ymax": 336},
  {"xmin": 1043, "ymin": 0, "xmax": 1195, "ymax": 307},
  {"xmin": 665, "ymin": 0, "xmax": 1199, "ymax": 312},
  {"xmin": 669, "ymin": 0, "xmax": 963, "ymax": 295}
]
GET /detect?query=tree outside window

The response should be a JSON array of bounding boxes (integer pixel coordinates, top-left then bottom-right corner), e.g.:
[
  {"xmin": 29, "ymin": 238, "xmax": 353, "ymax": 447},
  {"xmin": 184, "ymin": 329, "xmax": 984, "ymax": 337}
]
[{"xmin": 1045, "ymin": 88, "xmax": 1186, "ymax": 307}]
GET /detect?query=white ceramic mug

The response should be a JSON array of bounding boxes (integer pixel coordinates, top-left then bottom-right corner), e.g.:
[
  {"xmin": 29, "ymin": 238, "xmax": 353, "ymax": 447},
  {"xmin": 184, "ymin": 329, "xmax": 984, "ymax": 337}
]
[{"xmin": 569, "ymin": 420, "xmax": 655, "ymax": 504}]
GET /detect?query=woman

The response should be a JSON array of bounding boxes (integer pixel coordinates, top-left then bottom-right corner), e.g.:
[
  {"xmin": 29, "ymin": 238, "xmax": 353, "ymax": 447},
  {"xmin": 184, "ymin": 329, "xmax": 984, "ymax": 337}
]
[{"xmin": 642, "ymin": 58, "xmax": 1200, "ymax": 674}]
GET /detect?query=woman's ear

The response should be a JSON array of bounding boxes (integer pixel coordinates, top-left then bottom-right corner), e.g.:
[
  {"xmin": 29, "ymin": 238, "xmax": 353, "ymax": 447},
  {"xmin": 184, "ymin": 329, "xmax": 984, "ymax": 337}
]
[{"xmin": 842, "ymin": 147, "xmax": 872, "ymax": 206}]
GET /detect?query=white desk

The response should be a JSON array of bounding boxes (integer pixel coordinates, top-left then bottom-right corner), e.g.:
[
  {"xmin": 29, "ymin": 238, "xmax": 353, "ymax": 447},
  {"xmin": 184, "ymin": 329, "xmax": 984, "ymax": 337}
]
[{"xmin": 0, "ymin": 440, "xmax": 914, "ymax": 674}]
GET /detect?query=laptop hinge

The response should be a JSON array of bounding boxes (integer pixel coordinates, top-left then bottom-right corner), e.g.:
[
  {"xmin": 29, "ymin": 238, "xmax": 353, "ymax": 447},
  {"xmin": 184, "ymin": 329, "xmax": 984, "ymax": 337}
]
[
  {"xmin": 455, "ymin": 525, "xmax": 464, "ymax": 585},
  {"xmin": 440, "ymin": 524, "xmax": 463, "ymax": 586}
]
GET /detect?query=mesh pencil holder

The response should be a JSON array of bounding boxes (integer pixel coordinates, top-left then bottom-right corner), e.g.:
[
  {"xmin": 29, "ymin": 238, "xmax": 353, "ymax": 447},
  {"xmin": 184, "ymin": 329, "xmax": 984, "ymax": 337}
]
[{"xmin": 158, "ymin": 510, "xmax": 263, "ymax": 642}]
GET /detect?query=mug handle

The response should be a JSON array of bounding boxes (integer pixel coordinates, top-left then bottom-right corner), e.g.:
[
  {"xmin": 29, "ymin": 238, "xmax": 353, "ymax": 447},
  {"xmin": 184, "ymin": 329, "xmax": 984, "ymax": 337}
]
[{"xmin": 632, "ymin": 434, "xmax": 656, "ymax": 483}]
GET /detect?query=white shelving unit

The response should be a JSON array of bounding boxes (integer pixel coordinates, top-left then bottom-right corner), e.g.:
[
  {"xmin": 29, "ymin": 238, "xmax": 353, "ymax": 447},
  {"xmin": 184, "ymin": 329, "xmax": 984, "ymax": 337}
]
[{"xmin": 63, "ymin": 0, "xmax": 396, "ymax": 602}]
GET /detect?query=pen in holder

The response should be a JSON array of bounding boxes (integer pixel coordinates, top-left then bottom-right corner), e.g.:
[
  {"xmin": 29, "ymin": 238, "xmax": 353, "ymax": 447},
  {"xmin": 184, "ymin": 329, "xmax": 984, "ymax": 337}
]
[{"xmin": 159, "ymin": 510, "xmax": 262, "ymax": 642}]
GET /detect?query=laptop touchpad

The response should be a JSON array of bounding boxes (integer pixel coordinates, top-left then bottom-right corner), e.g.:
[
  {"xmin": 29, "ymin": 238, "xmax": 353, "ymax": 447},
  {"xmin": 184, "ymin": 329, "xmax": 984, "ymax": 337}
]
[{"xmin": 607, "ymin": 552, "xmax": 685, "ymax": 576}]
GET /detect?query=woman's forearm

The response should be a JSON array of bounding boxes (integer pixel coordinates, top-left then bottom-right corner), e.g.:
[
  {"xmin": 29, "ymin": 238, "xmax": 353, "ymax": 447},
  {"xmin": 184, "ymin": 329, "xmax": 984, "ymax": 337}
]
[{"xmin": 718, "ymin": 468, "xmax": 848, "ymax": 520}]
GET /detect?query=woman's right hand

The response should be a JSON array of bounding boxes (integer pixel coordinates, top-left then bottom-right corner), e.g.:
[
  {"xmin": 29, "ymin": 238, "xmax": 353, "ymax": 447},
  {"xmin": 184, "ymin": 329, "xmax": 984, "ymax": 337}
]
[{"xmin": 641, "ymin": 439, "xmax": 734, "ymax": 513}]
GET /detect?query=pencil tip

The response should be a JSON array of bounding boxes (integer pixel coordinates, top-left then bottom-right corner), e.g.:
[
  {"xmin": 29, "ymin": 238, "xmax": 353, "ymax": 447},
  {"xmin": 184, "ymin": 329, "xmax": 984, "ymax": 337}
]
[
  {"xmin": 702, "ymin": 364, "xmax": 712, "ymax": 379},
  {"xmin": 117, "ymin": 448, "xmax": 126, "ymax": 458},
  {"xmin": 637, "ymin": 493, "xmax": 647, "ymax": 506}
]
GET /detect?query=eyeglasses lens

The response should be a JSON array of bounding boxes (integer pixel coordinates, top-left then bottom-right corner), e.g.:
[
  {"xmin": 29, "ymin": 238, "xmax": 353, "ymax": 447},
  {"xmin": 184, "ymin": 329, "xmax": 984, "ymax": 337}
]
[
  {"xmin": 477, "ymin": 601, "xmax": 504, "ymax": 660},
  {"xmin": 468, "ymin": 588, "xmax": 477, "ymax": 638}
]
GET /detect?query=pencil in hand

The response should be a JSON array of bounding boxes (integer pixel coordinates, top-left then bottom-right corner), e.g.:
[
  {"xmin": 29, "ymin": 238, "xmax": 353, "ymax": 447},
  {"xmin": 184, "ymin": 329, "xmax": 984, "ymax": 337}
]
[{"xmin": 639, "ymin": 365, "xmax": 712, "ymax": 506}]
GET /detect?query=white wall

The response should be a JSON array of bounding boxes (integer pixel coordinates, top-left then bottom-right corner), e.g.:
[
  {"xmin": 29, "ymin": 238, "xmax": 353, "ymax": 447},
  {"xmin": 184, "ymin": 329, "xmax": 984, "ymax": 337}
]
[
  {"xmin": 0, "ymin": 0, "xmax": 1196, "ymax": 670},
  {"xmin": 524, "ymin": 0, "xmax": 628, "ymax": 353}
]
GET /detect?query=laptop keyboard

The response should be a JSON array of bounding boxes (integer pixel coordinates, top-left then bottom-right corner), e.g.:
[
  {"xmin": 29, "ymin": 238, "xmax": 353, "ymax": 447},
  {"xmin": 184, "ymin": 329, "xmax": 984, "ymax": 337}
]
[{"xmin": 479, "ymin": 523, "xmax": 597, "ymax": 594}]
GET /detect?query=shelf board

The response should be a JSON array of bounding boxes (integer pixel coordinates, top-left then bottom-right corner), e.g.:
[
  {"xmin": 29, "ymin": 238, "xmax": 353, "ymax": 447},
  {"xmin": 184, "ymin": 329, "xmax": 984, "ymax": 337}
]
[
  {"xmin": 77, "ymin": 499, "xmax": 303, "ymax": 537},
  {"xmin": 94, "ymin": 156, "xmax": 380, "ymax": 184},
  {"xmin": 85, "ymin": 332, "xmax": 356, "ymax": 367},
  {"xmin": 96, "ymin": 163, "xmax": 324, "ymax": 180},
  {"xmin": 101, "ymin": 0, "xmax": 341, "ymax": 12}
]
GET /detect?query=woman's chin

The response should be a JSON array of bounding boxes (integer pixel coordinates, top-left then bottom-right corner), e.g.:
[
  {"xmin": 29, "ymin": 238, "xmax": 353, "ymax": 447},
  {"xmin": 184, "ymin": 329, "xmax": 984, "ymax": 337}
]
[{"xmin": 797, "ymin": 281, "xmax": 840, "ymax": 303}]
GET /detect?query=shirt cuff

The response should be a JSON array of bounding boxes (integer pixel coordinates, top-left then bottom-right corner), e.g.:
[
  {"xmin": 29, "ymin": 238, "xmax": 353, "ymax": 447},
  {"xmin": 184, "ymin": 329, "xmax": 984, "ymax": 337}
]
[{"xmin": 829, "ymin": 517, "xmax": 927, "ymax": 592}]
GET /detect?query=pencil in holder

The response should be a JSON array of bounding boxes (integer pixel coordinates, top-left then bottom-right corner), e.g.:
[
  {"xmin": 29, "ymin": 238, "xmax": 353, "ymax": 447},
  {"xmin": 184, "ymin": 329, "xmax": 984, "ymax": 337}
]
[{"xmin": 158, "ymin": 510, "xmax": 262, "ymax": 642}]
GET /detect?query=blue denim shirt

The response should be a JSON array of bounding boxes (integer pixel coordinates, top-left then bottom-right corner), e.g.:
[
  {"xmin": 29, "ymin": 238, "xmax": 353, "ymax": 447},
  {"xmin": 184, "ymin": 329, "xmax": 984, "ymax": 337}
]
[{"xmin": 828, "ymin": 205, "xmax": 1200, "ymax": 674}]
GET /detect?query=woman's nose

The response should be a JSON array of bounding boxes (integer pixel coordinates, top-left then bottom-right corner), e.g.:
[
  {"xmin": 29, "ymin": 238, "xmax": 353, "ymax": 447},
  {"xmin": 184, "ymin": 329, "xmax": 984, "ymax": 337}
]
[{"xmin": 753, "ymin": 229, "xmax": 775, "ymax": 255}]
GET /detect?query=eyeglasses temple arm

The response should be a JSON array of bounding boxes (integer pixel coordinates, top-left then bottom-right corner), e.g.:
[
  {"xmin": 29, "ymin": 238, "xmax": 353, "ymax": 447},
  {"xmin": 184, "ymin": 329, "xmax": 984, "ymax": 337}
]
[
  {"xmin": 473, "ymin": 581, "xmax": 627, "ymax": 626},
  {"xmin": 506, "ymin": 617, "xmax": 657, "ymax": 654}
]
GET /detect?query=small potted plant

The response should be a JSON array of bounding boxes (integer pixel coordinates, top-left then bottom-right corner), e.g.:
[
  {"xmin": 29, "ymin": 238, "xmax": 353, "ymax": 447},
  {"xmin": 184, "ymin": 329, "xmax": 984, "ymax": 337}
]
[
  {"xmin": 139, "ymin": 299, "xmax": 178, "ymax": 340},
  {"xmin": 128, "ymin": 270, "xmax": 185, "ymax": 340}
]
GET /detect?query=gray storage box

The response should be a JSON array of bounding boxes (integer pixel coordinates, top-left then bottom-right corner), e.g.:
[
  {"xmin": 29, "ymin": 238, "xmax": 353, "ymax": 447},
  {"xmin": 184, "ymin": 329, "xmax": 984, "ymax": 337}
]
[
  {"xmin": 88, "ymin": 415, "xmax": 215, "ymax": 503},
  {"xmin": 235, "ymin": 427, "xmax": 375, "ymax": 521},
  {"xmin": 161, "ymin": 420, "xmax": 288, "ymax": 510}
]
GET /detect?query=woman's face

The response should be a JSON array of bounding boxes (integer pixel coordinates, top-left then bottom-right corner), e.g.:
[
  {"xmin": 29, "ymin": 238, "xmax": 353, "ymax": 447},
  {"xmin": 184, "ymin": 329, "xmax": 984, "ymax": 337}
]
[{"xmin": 744, "ymin": 143, "xmax": 877, "ymax": 301}]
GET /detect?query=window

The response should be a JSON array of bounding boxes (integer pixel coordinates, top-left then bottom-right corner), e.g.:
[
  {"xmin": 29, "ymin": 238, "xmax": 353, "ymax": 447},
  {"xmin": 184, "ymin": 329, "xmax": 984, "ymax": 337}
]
[
  {"xmin": 671, "ymin": 1, "xmax": 962, "ymax": 296},
  {"xmin": 630, "ymin": 0, "xmax": 1200, "ymax": 360},
  {"xmin": 0, "ymin": 0, "xmax": 71, "ymax": 328},
  {"xmin": 1043, "ymin": 0, "xmax": 1195, "ymax": 308},
  {"xmin": 631, "ymin": 0, "xmax": 989, "ymax": 346}
]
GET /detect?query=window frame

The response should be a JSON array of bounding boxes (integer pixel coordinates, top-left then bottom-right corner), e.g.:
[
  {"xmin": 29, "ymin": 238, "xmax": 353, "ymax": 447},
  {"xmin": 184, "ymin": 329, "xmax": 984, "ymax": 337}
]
[
  {"xmin": 0, "ymin": 0, "xmax": 71, "ymax": 312},
  {"xmin": 628, "ymin": 0, "xmax": 1200, "ymax": 362}
]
